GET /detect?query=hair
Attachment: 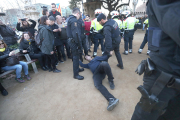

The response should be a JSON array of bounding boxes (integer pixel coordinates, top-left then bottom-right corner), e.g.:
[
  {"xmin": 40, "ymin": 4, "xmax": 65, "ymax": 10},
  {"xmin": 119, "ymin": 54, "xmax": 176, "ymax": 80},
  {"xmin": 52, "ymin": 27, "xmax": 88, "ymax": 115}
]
[
  {"xmin": 62, "ymin": 16, "xmax": 66, "ymax": 20},
  {"xmin": 72, "ymin": 8, "xmax": 80, "ymax": 14},
  {"xmin": 51, "ymin": 3, "xmax": 56, "ymax": 7},
  {"xmin": 22, "ymin": 21, "xmax": 30, "ymax": 28},
  {"xmin": 42, "ymin": 8, "xmax": 48, "ymax": 15},
  {"xmin": 86, "ymin": 15, "xmax": 90, "ymax": 17},
  {"xmin": 40, "ymin": 15, "xmax": 48, "ymax": 25},
  {"xmin": 56, "ymin": 15, "xmax": 62, "ymax": 20},
  {"xmin": 19, "ymin": 32, "xmax": 32, "ymax": 43},
  {"xmin": 0, "ymin": 40, "xmax": 7, "ymax": 48}
]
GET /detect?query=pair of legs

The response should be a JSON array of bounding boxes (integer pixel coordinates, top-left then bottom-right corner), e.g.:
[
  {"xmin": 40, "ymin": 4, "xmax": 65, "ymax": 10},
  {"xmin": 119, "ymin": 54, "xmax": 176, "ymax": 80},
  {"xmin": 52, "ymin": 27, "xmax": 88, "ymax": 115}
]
[
  {"xmin": 124, "ymin": 31, "xmax": 134, "ymax": 54},
  {"xmin": 2, "ymin": 61, "xmax": 29, "ymax": 79},
  {"xmin": 29, "ymin": 52, "xmax": 46, "ymax": 69},
  {"xmin": 131, "ymin": 68, "xmax": 180, "ymax": 120},
  {"xmin": 93, "ymin": 33, "xmax": 104, "ymax": 56},
  {"xmin": 61, "ymin": 40, "xmax": 71, "ymax": 58},
  {"xmin": 112, "ymin": 44, "xmax": 124, "ymax": 68},
  {"xmin": 86, "ymin": 35, "xmax": 91, "ymax": 50},
  {"xmin": 45, "ymin": 54, "xmax": 57, "ymax": 70},
  {"xmin": 93, "ymin": 62, "xmax": 115, "ymax": 100},
  {"xmin": 139, "ymin": 29, "xmax": 150, "ymax": 54},
  {"xmin": 56, "ymin": 45, "xmax": 65, "ymax": 61}
]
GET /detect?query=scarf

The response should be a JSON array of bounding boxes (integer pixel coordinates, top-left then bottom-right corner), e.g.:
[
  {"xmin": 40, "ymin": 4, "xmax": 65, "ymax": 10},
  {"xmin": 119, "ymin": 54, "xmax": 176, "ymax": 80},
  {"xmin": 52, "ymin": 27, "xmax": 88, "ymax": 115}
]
[{"xmin": 0, "ymin": 48, "xmax": 5, "ymax": 52}]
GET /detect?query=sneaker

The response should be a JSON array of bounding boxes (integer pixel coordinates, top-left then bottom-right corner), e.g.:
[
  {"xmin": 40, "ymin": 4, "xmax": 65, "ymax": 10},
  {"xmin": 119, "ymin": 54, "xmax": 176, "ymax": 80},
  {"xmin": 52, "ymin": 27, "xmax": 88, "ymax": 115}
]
[
  {"xmin": 123, "ymin": 51, "xmax": 128, "ymax": 55},
  {"xmin": 24, "ymin": 74, "xmax": 32, "ymax": 81},
  {"xmin": 129, "ymin": 49, "xmax": 132, "ymax": 53},
  {"xmin": 107, "ymin": 98, "xmax": 119, "ymax": 111},
  {"xmin": 59, "ymin": 60, "xmax": 64, "ymax": 63},
  {"xmin": 138, "ymin": 49, "xmax": 142, "ymax": 54},
  {"xmin": 117, "ymin": 64, "xmax": 124, "ymax": 69},
  {"xmin": 147, "ymin": 50, "xmax": 150, "ymax": 55},
  {"xmin": 15, "ymin": 77, "xmax": 25, "ymax": 83},
  {"xmin": 109, "ymin": 81, "xmax": 115, "ymax": 90},
  {"xmin": 53, "ymin": 68, "xmax": 61, "ymax": 73}
]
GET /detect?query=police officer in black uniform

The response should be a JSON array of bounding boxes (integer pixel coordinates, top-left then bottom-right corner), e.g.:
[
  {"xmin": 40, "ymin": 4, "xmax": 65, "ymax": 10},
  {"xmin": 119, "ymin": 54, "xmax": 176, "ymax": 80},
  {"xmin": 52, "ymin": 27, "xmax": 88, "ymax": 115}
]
[
  {"xmin": 131, "ymin": 0, "xmax": 180, "ymax": 120},
  {"xmin": 66, "ymin": 8, "xmax": 86, "ymax": 80},
  {"xmin": 97, "ymin": 13, "xmax": 124, "ymax": 69},
  {"xmin": 77, "ymin": 17, "xmax": 88, "ymax": 56}
]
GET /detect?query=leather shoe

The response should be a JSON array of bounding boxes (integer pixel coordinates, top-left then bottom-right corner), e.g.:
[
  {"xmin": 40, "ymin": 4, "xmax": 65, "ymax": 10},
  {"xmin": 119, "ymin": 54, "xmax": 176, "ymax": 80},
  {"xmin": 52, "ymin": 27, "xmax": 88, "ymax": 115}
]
[
  {"xmin": 53, "ymin": 69, "xmax": 61, "ymax": 73},
  {"xmin": 74, "ymin": 75, "xmax": 84, "ymax": 80},
  {"xmin": 1, "ymin": 89, "xmax": 8, "ymax": 96},
  {"xmin": 49, "ymin": 68, "xmax": 53, "ymax": 72},
  {"xmin": 117, "ymin": 64, "xmax": 124, "ymax": 69},
  {"xmin": 79, "ymin": 68, "xmax": 84, "ymax": 72}
]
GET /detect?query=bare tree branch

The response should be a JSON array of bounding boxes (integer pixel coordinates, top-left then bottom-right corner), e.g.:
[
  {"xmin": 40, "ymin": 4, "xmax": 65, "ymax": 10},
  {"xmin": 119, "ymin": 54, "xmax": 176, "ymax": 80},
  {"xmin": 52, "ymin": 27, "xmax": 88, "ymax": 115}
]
[{"xmin": 116, "ymin": 0, "xmax": 130, "ymax": 10}]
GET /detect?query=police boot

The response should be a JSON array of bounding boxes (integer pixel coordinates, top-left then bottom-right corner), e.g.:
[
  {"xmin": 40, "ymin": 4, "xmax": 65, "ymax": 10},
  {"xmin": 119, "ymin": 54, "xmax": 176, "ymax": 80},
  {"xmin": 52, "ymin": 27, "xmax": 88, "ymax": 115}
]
[
  {"xmin": 123, "ymin": 51, "xmax": 128, "ymax": 55},
  {"xmin": 109, "ymin": 81, "xmax": 115, "ymax": 90},
  {"xmin": 93, "ymin": 52, "xmax": 97, "ymax": 57},
  {"xmin": 79, "ymin": 68, "xmax": 84, "ymax": 72},
  {"xmin": 107, "ymin": 98, "xmax": 119, "ymax": 111},
  {"xmin": 117, "ymin": 64, "xmax": 124, "ymax": 69},
  {"xmin": 74, "ymin": 75, "xmax": 84, "ymax": 80},
  {"xmin": 129, "ymin": 49, "xmax": 132, "ymax": 53},
  {"xmin": 138, "ymin": 49, "xmax": 142, "ymax": 54},
  {"xmin": 147, "ymin": 50, "xmax": 150, "ymax": 55}
]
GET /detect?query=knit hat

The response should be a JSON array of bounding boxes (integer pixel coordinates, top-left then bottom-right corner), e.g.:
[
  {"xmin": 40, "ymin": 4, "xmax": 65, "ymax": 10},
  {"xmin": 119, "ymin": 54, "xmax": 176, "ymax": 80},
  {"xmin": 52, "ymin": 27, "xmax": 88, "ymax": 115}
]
[{"xmin": 49, "ymin": 16, "xmax": 55, "ymax": 21}]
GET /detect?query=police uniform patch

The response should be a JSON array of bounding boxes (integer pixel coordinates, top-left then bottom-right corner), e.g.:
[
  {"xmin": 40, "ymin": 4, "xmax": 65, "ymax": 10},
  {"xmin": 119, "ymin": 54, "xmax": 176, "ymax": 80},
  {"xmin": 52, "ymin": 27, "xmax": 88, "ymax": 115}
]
[{"xmin": 74, "ymin": 22, "xmax": 77, "ymax": 27}]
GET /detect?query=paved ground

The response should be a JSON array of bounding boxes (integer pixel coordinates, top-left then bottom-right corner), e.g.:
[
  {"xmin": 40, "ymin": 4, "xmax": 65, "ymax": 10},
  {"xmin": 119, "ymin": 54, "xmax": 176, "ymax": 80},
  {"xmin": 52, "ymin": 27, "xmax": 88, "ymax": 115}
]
[{"xmin": 0, "ymin": 30, "xmax": 149, "ymax": 120}]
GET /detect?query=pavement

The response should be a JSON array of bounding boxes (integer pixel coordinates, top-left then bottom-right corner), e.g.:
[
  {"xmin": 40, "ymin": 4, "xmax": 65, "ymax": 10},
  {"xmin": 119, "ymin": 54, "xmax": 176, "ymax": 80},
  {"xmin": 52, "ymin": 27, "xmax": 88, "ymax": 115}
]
[{"xmin": 0, "ymin": 29, "xmax": 149, "ymax": 120}]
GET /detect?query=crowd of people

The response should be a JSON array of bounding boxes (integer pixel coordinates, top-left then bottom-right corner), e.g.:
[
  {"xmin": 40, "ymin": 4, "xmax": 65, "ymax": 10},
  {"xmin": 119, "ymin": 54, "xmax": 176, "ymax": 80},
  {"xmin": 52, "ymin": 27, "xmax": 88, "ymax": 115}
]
[{"xmin": 1, "ymin": 1, "xmax": 180, "ymax": 119}]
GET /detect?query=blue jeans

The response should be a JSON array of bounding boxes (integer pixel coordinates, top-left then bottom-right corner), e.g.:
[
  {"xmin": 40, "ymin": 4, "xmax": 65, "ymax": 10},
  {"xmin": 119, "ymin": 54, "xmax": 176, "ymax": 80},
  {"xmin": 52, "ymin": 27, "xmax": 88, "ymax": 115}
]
[
  {"xmin": 2, "ymin": 61, "xmax": 29, "ymax": 78},
  {"xmin": 93, "ymin": 33, "xmax": 104, "ymax": 52}
]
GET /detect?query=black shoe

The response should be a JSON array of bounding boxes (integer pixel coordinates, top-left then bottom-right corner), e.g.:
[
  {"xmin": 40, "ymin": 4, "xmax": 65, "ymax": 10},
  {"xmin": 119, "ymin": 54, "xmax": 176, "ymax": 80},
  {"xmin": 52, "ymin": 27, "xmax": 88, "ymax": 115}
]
[
  {"xmin": 109, "ymin": 81, "xmax": 115, "ymax": 90},
  {"xmin": 74, "ymin": 75, "xmax": 84, "ymax": 80},
  {"xmin": 45, "ymin": 66, "xmax": 49, "ymax": 69},
  {"xmin": 107, "ymin": 98, "xmax": 119, "ymax": 111},
  {"xmin": 68, "ymin": 56, "xmax": 72, "ymax": 59},
  {"xmin": 53, "ymin": 69, "xmax": 61, "ymax": 73},
  {"xmin": 88, "ymin": 49, "xmax": 92, "ymax": 52},
  {"xmin": 41, "ymin": 67, "xmax": 48, "ymax": 71},
  {"xmin": 79, "ymin": 68, "xmax": 84, "ymax": 72},
  {"xmin": 63, "ymin": 57, "xmax": 66, "ymax": 61},
  {"xmin": 1, "ymin": 89, "xmax": 8, "ymax": 96},
  {"xmin": 49, "ymin": 68, "xmax": 53, "ymax": 72},
  {"xmin": 117, "ymin": 64, "xmax": 124, "ymax": 69},
  {"xmin": 93, "ymin": 55, "xmax": 97, "ymax": 57}
]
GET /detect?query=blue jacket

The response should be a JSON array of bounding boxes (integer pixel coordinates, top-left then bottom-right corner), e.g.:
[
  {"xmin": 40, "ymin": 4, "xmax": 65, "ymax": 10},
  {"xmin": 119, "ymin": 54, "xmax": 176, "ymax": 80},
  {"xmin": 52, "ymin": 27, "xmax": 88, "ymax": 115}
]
[{"xmin": 79, "ymin": 55, "xmax": 109, "ymax": 73}]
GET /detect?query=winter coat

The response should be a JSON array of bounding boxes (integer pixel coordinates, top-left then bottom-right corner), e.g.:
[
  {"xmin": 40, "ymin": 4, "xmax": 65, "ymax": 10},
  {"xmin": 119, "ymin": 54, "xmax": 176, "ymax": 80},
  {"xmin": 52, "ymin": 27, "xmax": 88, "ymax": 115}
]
[
  {"xmin": 16, "ymin": 19, "xmax": 36, "ymax": 36},
  {"xmin": 0, "ymin": 25, "xmax": 17, "ymax": 45},
  {"xmin": 49, "ymin": 24, "xmax": 62, "ymax": 46},
  {"xmin": 0, "ymin": 48, "xmax": 12, "ymax": 67},
  {"xmin": 19, "ymin": 39, "xmax": 40, "ymax": 55},
  {"xmin": 57, "ymin": 22, "xmax": 68, "ymax": 40},
  {"xmin": 38, "ymin": 24, "xmax": 54, "ymax": 55},
  {"xmin": 48, "ymin": 11, "xmax": 61, "ymax": 19}
]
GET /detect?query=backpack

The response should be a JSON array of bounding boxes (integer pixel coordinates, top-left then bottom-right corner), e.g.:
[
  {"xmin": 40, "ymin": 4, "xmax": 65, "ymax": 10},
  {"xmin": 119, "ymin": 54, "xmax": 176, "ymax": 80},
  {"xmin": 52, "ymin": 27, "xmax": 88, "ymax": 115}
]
[{"xmin": 35, "ymin": 29, "xmax": 44, "ymax": 48}]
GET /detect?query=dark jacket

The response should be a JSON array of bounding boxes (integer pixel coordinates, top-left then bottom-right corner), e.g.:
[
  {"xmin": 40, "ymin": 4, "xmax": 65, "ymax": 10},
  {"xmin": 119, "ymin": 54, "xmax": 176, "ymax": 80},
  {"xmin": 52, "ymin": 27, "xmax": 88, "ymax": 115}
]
[
  {"xmin": 16, "ymin": 19, "xmax": 36, "ymax": 36},
  {"xmin": 19, "ymin": 39, "xmax": 40, "ymax": 54},
  {"xmin": 79, "ymin": 55, "xmax": 109, "ymax": 73},
  {"xmin": 49, "ymin": 11, "xmax": 61, "ymax": 19},
  {"xmin": 103, "ymin": 19, "xmax": 121, "ymax": 52},
  {"xmin": 58, "ymin": 22, "xmax": 68, "ymax": 40},
  {"xmin": 147, "ymin": 0, "xmax": 180, "ymax": 76},
  {"xmin": 38, "ymin": 24, "xmax": 54, "ymax": 55},
  {"xmin": 0, "ymin": 48, "xmax": 12, "ymax": 67},
  {"xmin": 0, "ymin": 25, "xmax": 17, "ymax": 45},
  {"xmin": 49, "ymin": 24, "xmax": 62, "ymax": 46}
]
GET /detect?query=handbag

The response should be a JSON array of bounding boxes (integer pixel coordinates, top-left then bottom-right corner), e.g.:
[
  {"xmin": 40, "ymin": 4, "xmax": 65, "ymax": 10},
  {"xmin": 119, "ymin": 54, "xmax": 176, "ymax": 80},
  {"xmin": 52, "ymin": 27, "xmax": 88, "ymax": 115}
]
[{"xmin": 6, "ymin": 55, "xmax": 20, "ymax": 66}]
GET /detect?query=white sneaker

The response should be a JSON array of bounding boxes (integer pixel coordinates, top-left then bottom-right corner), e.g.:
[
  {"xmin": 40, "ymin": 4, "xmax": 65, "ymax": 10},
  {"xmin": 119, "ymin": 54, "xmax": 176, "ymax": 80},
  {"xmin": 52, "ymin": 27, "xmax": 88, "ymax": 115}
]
[
  {"xmin": 138, "ymin": 49, "xmax": 142, "ymax": 53},
  {"xmin": 147, "ymin": 50, "xmax": 150, "ymax": 55},
  {"xmin": 102, "ymin": 51, "xmax": 104, "ymax": 55},
  {"xmin": 129, "ymin": 49, "xmax": 132, "ymax": 53}
]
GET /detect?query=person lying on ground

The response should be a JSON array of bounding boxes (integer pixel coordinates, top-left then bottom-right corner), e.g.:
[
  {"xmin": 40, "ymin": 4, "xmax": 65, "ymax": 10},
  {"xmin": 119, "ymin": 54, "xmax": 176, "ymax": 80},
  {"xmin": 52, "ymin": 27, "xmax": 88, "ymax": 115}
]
[{"xmin": 79, "ymin": 52, "xmax": 119, "ymax": 111}]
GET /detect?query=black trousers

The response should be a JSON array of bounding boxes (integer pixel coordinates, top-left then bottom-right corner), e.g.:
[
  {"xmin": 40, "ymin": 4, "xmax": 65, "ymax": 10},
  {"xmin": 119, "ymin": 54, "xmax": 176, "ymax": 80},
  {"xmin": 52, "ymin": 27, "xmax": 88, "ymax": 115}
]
[
  {"xmin": 56, "ymin": 45, "xmax": 64, "ymax": 61},
  {"xmin": 72, "ymin": 49, "xmax": 80, "ymax": 76},
  {"xmin": 93, "ymin": 61, "xmax": 115, "ymax": 101},
  {"xmin": 0, "ymin": 83, "xmax": 5, "ymax": 92},
  {"xmin": 45, "ymin": 54, "xmax": 56, "ymax": 70},
  {"xmin": 112, "ymin": 44, "xmax": 123, "ymax": 67},
  {"xmin": 124, "ymin": 31, "xmax": 134, "ymax": 51},
  {"xmin": 140, "ymin": 29, "xmax": 148, "ymax": 49},
  {"xmin": 29, "ymin": 52, "xmax": 46, "ymax": 68},
  {"xmin": 62, "ymin": 40, "xmax": 71, "ymax": 57},
  {"xmin": 131, "ymin": 68, "xmax": 180, "ymax": 120}
]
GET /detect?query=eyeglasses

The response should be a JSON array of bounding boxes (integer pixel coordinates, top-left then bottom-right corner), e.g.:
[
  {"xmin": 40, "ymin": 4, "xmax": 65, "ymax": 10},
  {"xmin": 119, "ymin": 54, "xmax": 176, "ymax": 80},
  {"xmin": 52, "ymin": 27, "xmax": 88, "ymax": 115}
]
[{"xmin": 0, "ymin": 43, "xmax": 4, "ymax": 45}]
